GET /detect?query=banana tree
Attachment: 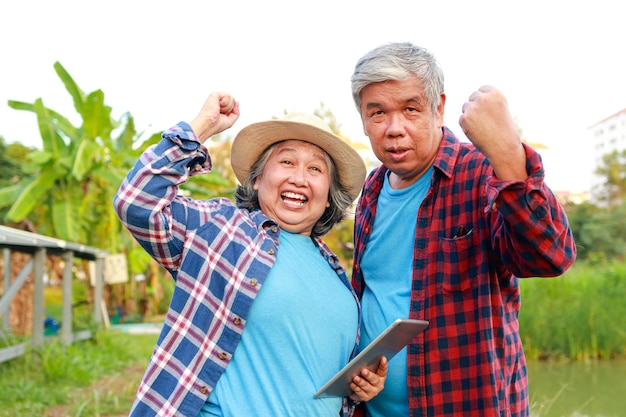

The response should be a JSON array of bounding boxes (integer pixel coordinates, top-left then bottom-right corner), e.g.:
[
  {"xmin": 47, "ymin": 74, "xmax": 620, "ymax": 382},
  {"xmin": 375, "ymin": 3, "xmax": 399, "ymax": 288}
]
[
  {"xmin": 0, "ymin": 62, "xmax": 160, "ymax": 252},
  {"xmin": 0, "ymin": 62, "xmax": 240, "ymax": 317}
]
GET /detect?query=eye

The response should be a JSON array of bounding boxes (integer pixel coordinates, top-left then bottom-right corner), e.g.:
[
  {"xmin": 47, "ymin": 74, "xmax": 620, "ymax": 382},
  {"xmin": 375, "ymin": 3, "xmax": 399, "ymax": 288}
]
[
  {"xmin": 307, "ymin": 164, "xmax": 323, "ymax": 173},
  {"xmin": 367, "ymin": 110, "xmax": 386, "ymax": 123}
]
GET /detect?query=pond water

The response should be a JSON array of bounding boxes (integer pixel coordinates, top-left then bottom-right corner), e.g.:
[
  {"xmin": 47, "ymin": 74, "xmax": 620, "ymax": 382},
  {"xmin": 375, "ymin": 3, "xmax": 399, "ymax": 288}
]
[{"xmin": 527, "ymin": 360, "xmax": 626, "ymax": 417}]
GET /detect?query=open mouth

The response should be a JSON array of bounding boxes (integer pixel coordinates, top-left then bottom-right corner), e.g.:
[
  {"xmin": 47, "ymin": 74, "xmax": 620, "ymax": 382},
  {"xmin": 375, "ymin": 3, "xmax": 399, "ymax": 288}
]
[{"xmin": 281, "ymin": 191, "xmax": 307, "ymax": 206}]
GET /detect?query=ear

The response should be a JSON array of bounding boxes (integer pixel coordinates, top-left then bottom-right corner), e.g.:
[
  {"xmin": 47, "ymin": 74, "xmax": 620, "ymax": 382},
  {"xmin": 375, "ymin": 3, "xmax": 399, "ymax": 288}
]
[
  {"xmin": 436, "ymin": 93, "xmax": 446, "ymax": 127},
  {"xmin": 253, "ymin": 175, "xmax": 261, "ymax": 191}
]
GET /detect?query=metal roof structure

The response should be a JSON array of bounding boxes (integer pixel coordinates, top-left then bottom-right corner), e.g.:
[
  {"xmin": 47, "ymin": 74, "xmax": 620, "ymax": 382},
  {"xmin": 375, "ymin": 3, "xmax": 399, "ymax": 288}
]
[
  {"xmin": 0, "ymin": 225, "xmax": 107, "ymax": 260},
  {"xmin": 0, "ymin": 225, "xmax": 108, "ymax": 363}
]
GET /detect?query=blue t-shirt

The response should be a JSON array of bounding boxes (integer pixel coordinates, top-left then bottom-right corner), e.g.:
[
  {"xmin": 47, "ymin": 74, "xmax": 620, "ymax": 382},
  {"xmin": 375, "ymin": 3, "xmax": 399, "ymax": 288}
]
[
  {"xmin": 200, "ymin": 230, "xmax": 358, "ymax": 416},
  {"xmin": 360, "ymin": 166, "xmax": 433, "ymax": 417}
]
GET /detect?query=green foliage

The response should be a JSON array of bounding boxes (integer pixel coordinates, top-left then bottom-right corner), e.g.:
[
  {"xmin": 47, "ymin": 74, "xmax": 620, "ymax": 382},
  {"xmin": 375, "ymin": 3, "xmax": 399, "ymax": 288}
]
[
  {"xmin": 564, "ymin": 201, "xmax": 599, "ymax": 261},
  {"xmin": 324, "ymin": 216, "xmax": 356, "ymax": 274},
  {"xmin": 1, "ymin": 61, "xmax": 224, "ymax": 321},
  {"xmin": 594, "ymin": 148, "xmax": 626, "ymax": 207},
  {"xmin": 2, "ymin": 61, "xmax": 150, "ymax": 250},
  {"xmin": 0, "ymin": 137, "xmax": 29, "ymax": 185},
  {"xmin": 0, "ymin": 138, "xmax": 34, "ymax": 221},
  {"xmin": 563, "ymin": 147, "xmax": 626, "ymax": 263},
  {"xmin": 519, "ymin": 260, "xmax": 626, "ymax": 360},
  {"xmin": 565, "ymin": 199, "xmax": 626, "ymax": 262}
]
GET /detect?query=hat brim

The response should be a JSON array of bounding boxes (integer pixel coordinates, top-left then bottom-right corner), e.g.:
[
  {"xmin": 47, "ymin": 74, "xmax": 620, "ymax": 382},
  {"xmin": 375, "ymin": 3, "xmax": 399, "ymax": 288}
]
[{"xmin": 231, "ymin": 120, "xmax": 366, "ymax": 201}]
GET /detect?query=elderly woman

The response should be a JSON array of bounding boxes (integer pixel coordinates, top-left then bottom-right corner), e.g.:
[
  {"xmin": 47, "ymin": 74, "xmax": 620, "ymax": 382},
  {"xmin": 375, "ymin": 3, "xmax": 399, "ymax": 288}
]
[{"xmin": 114, "ymin": 92, "xmax": 387, "ymax": 417}]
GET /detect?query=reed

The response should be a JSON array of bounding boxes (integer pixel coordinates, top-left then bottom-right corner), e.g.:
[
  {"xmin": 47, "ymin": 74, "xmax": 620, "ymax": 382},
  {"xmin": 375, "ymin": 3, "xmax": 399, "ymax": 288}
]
[{"xmin": 519, "ymin": 260, "xmax": 626, "ymax": 360}]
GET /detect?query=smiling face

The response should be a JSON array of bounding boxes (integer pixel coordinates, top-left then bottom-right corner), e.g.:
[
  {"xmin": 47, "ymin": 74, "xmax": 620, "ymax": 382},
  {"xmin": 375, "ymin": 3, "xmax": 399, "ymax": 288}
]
[
  {"xmin": 360, "ymin": 75, "xmax": 446, "ymax": 189},
  {"xmin": 254, "ymin": 140, "xmax": 331, "ymax": 236}
]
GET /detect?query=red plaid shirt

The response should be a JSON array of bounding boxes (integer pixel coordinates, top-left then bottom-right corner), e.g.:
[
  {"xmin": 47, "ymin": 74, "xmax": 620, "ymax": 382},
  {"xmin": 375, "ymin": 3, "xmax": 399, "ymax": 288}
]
[{"xmin": 352, "ymin": 127, "xmax": 576, "ymax": 417}]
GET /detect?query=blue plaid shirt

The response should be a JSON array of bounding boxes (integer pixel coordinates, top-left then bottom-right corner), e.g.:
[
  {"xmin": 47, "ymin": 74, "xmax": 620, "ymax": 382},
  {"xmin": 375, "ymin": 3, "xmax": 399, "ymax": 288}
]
[{"xmin": 114, "ymin": 122, "xmax": 360, "ymax": 417}]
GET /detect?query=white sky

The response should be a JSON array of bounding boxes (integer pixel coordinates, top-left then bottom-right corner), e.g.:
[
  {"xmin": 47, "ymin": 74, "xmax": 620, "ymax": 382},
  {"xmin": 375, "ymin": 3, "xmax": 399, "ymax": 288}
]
[{"xmin": 1, "ymin": 0, "xmax": 625, "ymax": 194}]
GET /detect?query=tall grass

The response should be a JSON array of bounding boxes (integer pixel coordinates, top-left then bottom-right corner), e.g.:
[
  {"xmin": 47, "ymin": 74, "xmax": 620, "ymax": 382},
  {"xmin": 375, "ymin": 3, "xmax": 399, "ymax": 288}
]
[
  {"xmin": 0, "ymin": 331, "xmax": 157, "ymax": 417},
  {"xmin": 519, "ymin": 260, "xmax": 626, "ymax": 360}
]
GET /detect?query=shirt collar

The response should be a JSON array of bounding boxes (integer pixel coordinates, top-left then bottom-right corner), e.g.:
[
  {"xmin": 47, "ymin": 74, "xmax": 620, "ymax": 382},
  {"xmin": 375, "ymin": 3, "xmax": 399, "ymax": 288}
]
[{"xmin": 432, "ymin": 126, "xmax": 462, "ymax": 180}]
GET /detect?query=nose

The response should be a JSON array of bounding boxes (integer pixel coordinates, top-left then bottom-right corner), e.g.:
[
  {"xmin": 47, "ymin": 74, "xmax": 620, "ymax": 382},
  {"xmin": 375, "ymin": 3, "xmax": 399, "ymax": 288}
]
[
  {"xmin": 289, "ymin": 166, "xmax": 307, "ymax": 186},
  {"xmin": 386, "ymin": 113, "xmax": 406, "ymax": 138}
]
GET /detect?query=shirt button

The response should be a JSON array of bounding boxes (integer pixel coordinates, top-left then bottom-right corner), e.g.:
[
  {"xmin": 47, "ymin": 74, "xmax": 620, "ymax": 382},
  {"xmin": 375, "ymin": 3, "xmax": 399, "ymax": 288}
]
[
  {"xmin": 194, "ymin": 164, "xmax": 203, "ymax": 171},
  {"xmin": 218, "ymin": 352, "xmax": 228, "ymax": 360},
  {"xmin": 233, "ymin": 317, "xmax": 242, "ymax": 325},
  {"xmin": 491, "ymin": 202, "xmax": 497, "ymax": 210},
  {"xmin": 199, "ymin": 386, "xmax": 209, "ymax": 394},
  {"xmin": 271, "ymin": 225, "xmax": 278, "ymax": 233},
  {"xmin": 267, "ymin": 248, "xmax": 275, "ymax": 255},
  {"xmin": 250, "ymin": 278, "xmax": 258, "ymax": 286}
]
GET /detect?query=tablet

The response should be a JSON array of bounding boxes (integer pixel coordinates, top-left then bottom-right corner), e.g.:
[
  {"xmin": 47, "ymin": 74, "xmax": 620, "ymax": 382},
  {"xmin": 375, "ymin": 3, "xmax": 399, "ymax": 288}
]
[{"xmin": 314, "ymin": 318, "xmax": 429, "ymax": 398}]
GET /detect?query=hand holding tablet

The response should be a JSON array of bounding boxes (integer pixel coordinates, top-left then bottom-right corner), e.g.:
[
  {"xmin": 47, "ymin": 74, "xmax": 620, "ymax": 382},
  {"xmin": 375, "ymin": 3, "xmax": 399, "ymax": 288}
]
[{"xmin": 315, "ymin": 318, "xmax": 429, "ymax": 398}]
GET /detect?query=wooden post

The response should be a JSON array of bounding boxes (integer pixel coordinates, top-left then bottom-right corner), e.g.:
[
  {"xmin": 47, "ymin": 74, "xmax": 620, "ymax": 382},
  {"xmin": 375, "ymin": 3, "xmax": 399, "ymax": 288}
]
[
  {"xmin": 2, "ymin": 249, "xmax": 10, "ymax": 331},
  {"xmin": 61, "ymin": 251, "xmax": 74, "ymax": 346},
  {"xmin": 94, "ymin": 256, "xmax": 105, "ymax": 324},
  {"xmin": 32, "ymin": 248, "xmax": 46, "ymax": 349}
]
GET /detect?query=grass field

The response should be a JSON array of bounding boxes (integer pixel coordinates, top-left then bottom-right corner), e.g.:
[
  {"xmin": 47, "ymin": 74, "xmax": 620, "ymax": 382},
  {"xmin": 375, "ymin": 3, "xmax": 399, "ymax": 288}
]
[{"xmin": 0, "ymin": 331, "xmax": 157, "ymax": 417}]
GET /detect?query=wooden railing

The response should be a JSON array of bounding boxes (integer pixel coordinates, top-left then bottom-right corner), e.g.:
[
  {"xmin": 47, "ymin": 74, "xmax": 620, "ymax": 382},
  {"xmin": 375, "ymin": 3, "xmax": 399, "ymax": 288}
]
[{"xmin": 0, "ymin": 225, "xmax": 108, "ymax": 363}]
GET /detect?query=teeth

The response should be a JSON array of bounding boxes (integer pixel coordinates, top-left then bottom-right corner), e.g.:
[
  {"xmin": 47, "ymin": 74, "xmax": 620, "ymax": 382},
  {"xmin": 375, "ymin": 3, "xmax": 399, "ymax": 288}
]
[{"xmin": 282, "ymin": 192, "xmax": 307, "ymax": 201}]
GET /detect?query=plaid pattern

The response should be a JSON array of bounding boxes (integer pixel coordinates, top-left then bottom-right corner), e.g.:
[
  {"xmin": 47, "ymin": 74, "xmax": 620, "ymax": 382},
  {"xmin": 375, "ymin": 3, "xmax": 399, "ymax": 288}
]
[
  {"xmin": 352, "ymin": 128, "xmax": 576, "ymax": 417},
  {"xmin": 114, "ymin": 123, "xmax": 359, "ymax": 417}
]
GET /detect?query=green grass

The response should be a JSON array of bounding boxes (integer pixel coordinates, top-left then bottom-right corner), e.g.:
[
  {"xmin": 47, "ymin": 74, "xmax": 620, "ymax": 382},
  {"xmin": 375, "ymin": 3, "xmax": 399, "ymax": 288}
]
[
  {"xmin": 519, "ymin": 260, "xmax": 626, "ymax": 360},
  {"xmin": 0, "ymin": 330, "xmax": 157, "ymax": 417}
]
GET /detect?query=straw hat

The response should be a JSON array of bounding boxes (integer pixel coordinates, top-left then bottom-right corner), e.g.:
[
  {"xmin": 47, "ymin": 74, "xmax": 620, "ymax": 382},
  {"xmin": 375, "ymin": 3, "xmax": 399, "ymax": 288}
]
[{"xmin": 231, "ymin": 112, "xmax": 366, "ymax": 201}]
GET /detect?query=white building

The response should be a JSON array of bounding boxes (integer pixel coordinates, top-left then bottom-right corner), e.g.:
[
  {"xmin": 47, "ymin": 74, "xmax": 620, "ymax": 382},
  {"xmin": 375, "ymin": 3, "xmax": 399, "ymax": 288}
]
[{"xmin": 589, "ymin": 108, "xmax": 626, "ymax": 203}]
